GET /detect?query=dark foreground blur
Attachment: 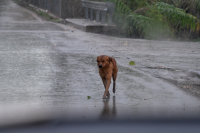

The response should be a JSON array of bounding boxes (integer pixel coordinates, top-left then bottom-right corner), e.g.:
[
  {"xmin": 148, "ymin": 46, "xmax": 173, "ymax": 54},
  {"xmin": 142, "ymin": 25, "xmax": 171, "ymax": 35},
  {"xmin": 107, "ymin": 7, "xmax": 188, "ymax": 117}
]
[{"xmin": 1, "ymin": 119, "xmax": 200, "ymax": 133}]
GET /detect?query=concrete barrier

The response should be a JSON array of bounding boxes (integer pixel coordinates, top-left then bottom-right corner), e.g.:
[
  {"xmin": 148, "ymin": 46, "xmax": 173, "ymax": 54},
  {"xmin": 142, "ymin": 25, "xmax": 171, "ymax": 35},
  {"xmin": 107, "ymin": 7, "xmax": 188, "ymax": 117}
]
[{"xmin": 82, "ymin": 0, "xmax": 115, "ymax": 25}]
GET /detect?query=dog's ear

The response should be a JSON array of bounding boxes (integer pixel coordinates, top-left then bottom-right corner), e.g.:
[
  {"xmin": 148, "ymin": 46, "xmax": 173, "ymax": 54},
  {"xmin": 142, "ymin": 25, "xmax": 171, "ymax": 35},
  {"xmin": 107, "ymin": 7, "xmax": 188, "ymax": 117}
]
[
  {"xmin": 97, "ymin": 56, "xmax": 99, "ymax": 62},
  {"xmin": 109, "ymin": 57, "xmax": 113, "ymax": 62}
]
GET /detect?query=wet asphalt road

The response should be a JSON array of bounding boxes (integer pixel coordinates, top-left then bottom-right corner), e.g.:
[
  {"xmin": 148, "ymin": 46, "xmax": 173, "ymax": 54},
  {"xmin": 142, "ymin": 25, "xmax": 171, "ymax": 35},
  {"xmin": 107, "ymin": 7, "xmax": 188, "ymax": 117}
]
[{"xmin": 0, "ymin": 0, "xmax": 200, "ymax": 127}]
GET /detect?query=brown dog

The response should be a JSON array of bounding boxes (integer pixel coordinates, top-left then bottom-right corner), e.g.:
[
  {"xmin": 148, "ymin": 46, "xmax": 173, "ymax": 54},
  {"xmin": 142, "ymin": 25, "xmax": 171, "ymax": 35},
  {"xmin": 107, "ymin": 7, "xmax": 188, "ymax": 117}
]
[{"xmin": 97, "ymin": 55, "xmax": 118, "ymax": 99}]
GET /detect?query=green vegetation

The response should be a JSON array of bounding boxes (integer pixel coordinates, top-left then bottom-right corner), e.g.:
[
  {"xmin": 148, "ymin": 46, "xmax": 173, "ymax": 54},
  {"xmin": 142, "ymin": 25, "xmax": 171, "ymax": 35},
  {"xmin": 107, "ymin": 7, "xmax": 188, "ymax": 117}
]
[
  {"xmin": 106, "ymin": 0, "xmax": 200, "ymax": 40},
  {"xmin": 129, "ymin": 61, "xmax": 135, "ymax": 65},
  {"xmin": 13, "ymin": 0, "xmax": 60, "ymax": 22},
  {"xmin": 38, "ymin": 11, "xmax": 60, "ymax": 22}
]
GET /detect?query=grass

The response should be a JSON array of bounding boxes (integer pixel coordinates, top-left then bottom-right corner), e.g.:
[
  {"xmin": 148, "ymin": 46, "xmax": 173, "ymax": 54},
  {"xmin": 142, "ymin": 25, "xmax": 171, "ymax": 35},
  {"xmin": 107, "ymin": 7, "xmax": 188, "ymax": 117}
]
[
  {"xmin": 193, "ymin": 38, "xmax": 200, "ymax": 42},
  {"xmin": 13, "ymin": 0, "xmax": 61, "ymax": 23},
  {"xmin": 37, "ymin": 11, "xmax": 60, "ymax": 22}
]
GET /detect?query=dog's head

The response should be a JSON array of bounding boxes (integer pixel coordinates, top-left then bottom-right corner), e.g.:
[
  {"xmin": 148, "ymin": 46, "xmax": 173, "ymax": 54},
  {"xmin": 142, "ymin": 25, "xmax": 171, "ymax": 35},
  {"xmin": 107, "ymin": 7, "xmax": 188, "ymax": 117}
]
[{"xmin": 97, "ymin": 55, "xmax": 111, "ymax": 69}]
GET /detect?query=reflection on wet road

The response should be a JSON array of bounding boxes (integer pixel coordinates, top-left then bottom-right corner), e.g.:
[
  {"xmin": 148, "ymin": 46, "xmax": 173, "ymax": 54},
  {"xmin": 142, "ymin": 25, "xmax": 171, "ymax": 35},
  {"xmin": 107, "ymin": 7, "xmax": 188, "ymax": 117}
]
[
  {"xmin": 100, "ymin": 96, "xmax": 117, "ymax": 120},
  {"xmin": 0, "ymin": 0, "xmax": 200, "ymax": 126}
]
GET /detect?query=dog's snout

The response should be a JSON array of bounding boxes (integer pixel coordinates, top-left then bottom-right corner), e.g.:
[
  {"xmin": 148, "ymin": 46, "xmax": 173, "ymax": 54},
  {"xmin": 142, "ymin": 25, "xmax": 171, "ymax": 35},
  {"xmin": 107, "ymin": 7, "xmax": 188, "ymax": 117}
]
[{"xmin": 99, "ymin": 65, "xmax": 102, "ymax": 68}]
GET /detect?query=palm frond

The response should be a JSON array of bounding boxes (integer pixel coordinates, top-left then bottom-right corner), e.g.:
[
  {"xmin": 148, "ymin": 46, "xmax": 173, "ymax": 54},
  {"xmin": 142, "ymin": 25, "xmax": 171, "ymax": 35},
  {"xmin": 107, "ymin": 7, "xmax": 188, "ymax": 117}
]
[
  {"xmin": 124, "ymin": 13, "xmax": 171, "ymax": 39},
  {"xmin": 155, "ymin": 2, "xmax": 198, "ymax": 31},
  {"xmin": 107, "ymin": 0, "xmax": 132, "ymax": 14}
]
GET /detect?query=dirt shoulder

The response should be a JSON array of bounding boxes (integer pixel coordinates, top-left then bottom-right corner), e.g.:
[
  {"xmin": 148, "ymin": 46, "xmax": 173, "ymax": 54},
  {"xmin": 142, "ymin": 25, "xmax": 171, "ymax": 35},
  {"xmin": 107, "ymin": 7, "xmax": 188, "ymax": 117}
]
[{"xmin": 137, "ymin": 67, "xmax": 200, "ymax": 98}]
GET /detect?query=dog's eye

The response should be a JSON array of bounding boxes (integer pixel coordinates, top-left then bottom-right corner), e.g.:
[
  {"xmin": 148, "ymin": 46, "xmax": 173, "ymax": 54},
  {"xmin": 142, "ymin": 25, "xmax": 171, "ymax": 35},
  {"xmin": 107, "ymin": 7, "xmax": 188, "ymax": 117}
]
[{"xmin": 102, "ymin": 61, "xmax": 105, "ymax": 63}]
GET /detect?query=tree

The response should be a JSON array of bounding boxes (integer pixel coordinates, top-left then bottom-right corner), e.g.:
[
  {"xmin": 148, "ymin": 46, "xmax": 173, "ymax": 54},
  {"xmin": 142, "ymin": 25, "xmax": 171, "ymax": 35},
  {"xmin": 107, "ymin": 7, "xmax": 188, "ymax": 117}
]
[{"xmin": 107, "ymin": 0, "xmax": 200, "ymax": 40}]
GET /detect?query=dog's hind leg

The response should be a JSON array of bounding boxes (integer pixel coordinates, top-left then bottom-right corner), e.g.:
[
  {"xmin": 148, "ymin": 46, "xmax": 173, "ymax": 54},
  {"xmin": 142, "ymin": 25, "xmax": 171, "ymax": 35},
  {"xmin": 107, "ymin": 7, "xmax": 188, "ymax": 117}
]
[
  {"xmin": 112, "ymin": 73, "xmax": 117, "ymax": 93},
  {"xmin": 113, "ymin": 80, "xmax": 116, "ymax": 94}
]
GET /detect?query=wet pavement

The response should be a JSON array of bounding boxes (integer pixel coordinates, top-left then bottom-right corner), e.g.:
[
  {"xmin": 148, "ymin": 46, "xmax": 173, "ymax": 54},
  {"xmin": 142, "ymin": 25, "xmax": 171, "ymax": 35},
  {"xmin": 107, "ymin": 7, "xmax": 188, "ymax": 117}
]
[{"xmin": 0, "ymin": 0, "xmax": 200, "ymax": 127}]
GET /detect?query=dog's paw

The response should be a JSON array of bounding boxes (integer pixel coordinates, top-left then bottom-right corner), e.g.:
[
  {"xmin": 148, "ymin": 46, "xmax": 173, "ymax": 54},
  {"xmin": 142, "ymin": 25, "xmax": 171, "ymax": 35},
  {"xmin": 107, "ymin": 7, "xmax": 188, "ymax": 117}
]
[{"xmin": 102, "ymin": 95, "xmax": 107, "ymax": 99}]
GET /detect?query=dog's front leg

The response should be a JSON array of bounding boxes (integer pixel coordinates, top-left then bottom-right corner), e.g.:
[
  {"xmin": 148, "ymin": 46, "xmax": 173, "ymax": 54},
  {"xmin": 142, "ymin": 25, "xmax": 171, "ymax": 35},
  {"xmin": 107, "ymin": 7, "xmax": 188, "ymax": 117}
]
[
  {"xmin": 102, "ymin": 78, "xmax": 110, "ymax": 96},
  {"xmin": 102, "ymin": 78, "xmax": 107, "ymax": 89},
  {"xmin": 102, "ymin": 78, "xmax": 111, "ymax": 99}
]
